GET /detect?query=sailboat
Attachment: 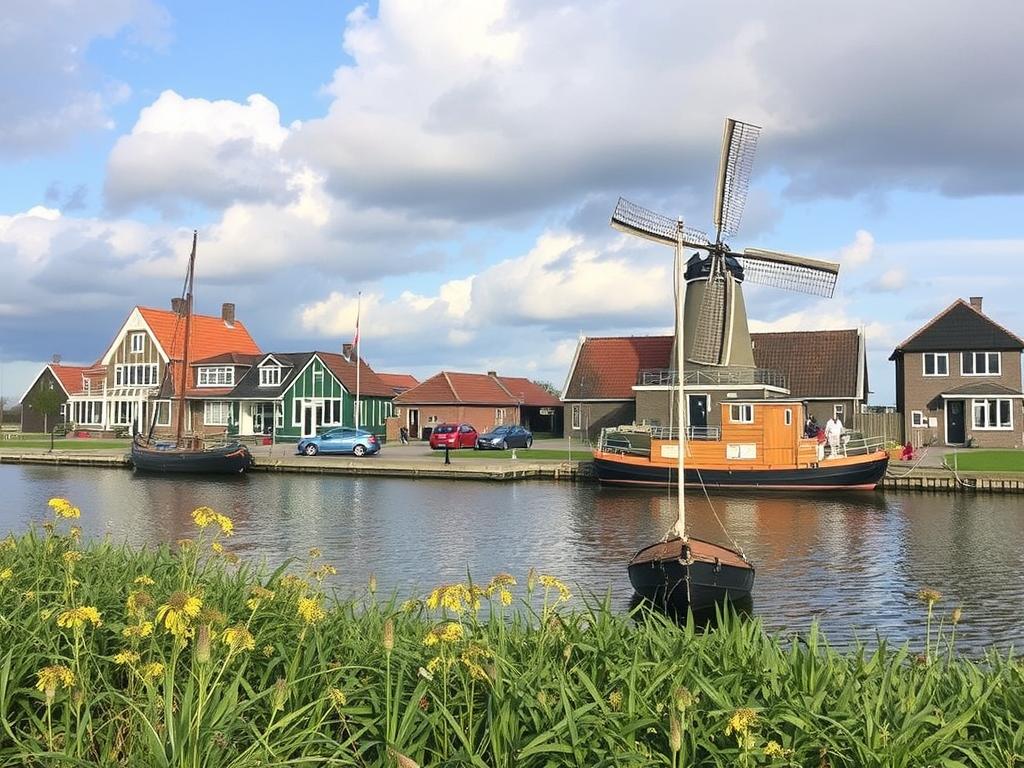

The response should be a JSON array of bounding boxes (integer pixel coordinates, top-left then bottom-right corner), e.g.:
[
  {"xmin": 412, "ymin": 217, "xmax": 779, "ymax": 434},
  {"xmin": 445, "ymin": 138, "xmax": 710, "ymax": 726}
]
[
  {"xmin": 626, "ymin": 224, "xmax": 754, "ymax": 611},
  {"xmin": 130, "ymin": 232, "xmax": 253, "ymax": 474}
]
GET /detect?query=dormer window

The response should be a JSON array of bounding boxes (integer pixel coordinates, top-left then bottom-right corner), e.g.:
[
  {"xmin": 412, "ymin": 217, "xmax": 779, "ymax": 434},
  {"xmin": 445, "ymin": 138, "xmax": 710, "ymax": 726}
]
[
  {"xmin": 130, "ymin": 332, "xmax": 145, "ymax": 354},
  {"xmin": 198, "ymin": 366, "xmax": 234, "ymax": 386},
  {"xmin": 259, "ymin": 364, "xmax": 281, "ymax": 387}
]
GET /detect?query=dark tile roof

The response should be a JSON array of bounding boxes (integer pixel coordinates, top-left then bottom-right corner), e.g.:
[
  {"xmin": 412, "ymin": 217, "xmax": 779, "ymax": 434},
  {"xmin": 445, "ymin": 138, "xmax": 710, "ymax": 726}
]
[
  {"xmin": 751, "ymin": 329, "xmax": 862, "ymax": 399},
  {"xmin": 228, "ymin": 352, "xmax": 315, "ymax": 399},
  {"xmin": 890, "ymin": 299, "xmax": 1024, "ymax": 358},
  {"xmin": 562, "ymin": 331, "xmax": 864, "ymax": 400},
  {"xmin": 191, "ymin": 352, "xmax": 263, "ymax": 366},
  {"xmin": 941, "ymin": 382, "xmax": 1024, "ymax": 396},
  {"xmin": 377, "ymin": 373, "xmax": 419, "ymax": 393}
]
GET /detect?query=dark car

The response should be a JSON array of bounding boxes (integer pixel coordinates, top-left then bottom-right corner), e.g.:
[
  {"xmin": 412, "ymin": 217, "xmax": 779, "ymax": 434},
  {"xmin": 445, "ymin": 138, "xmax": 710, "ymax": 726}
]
[
  {"xmin": 428, "ymin": 423, "xmax": 479, "ymax": 450},
  {"xmin": 297, "ymin": 427, "xmax": 380, "ymax": 457},
  {"xmin": 476, "ymin": 424, "xmax": 533, "ymax": 450}
]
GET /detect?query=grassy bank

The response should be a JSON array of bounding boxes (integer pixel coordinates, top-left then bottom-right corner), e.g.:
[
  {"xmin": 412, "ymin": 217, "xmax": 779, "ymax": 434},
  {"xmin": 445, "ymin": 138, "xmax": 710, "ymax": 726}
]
[
  {"xmin": 0, "ymin": 438, "xmax": 130, "ymax": 451},
  {"xmin": 945, "ymin": 449, "xmax": 1024, "ymax": 473},
  {"xmin": 1, "ymin": 502, "xmax": 1021, "ymax": 766}
]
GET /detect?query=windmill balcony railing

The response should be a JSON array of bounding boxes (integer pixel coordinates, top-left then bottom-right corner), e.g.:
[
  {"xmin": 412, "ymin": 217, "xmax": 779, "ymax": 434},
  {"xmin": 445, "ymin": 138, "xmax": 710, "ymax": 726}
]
[{"xmin": 637, "ymin": 367, "xmax": 788, "ymax": 389}]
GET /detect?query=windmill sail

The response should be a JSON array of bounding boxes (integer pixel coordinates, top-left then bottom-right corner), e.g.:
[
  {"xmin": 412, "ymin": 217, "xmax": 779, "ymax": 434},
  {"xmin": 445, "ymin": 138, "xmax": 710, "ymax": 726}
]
[
  {"xmin": 712, "ymin": 119, "xmax": 761, "ymax": 241},
  {"xmin": 740, "ymin": 249, "xmax": 839, "ymax": 297},
  {"xmin": 611, "ymin": 198, "xmax": 709, "ymax": 249}
]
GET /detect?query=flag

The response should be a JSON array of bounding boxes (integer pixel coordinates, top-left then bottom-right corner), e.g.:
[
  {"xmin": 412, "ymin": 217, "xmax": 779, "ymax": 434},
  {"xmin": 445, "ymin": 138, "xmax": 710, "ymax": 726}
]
[{"xmin": 352, "ymin": 293, "xmax": 361, "ymax": 349}]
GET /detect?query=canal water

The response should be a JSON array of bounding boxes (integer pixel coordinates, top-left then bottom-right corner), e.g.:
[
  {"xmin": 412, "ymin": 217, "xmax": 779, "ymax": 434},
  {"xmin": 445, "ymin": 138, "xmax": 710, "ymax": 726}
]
[{"xmin": 2, "ymin": 464, "xmax": 1022, "ymax": 653}]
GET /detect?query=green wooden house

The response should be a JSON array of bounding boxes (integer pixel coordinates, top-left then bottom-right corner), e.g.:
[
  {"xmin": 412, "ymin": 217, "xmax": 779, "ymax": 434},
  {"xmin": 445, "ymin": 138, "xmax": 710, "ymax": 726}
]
[{"xmin": 191, "ymin": 351, "xmax": 396, "ymax": 441}]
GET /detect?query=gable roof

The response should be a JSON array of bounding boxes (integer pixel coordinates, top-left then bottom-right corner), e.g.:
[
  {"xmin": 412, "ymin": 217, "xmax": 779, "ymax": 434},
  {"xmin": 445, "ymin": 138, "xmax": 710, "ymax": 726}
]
[
  {"xmin": 394, "ymin": 371, "xmax": 558, "ymax": 406},
  {"xmin": 215, "ymin": 352, "xmax": 315, "ymax": 399},
  {"xmin": 19, "ymin": 363, "xmax": 91, "ymax": 402},
  {"xmin": 562, "ymin": 336, "xmax": 675, "ymax": 400},
  {"xmin": 137, "ymin": 306, "xmax": 261, "ymax": 362},
  {"xmin": 377, "ymin": 372, "xmax": 419, "ymax": 393},
  {"xmin": 317, "ymin": 352, "xmax": 395, "ymax": 398},
  {"xmin": 890, "ymin": 299, "xmax": 1024, "ymax": 359},
  {"xmin": 751, "ymin": 329, "xmax": 864, "ymax": 399},
  {"xmin": 561, "ymin": 331, "xmax": 866, "ymax": 401}
]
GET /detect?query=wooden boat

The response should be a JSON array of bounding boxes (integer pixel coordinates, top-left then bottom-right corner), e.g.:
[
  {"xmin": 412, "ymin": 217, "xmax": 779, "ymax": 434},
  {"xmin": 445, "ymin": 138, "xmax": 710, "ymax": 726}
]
[
  {"xmin": 628, "ymin": 537, "xmax": 755, "ymax": 613},
  {"xmin": 595, "ymin": 400, "xmax": 889, "ymax": 491},
  {"xmin": 130, "ymin": 232, "xmax": 253, "ymax": 475}
]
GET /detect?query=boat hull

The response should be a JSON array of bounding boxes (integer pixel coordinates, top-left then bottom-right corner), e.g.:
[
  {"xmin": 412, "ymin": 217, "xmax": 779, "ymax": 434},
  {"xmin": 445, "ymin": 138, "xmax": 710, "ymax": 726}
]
[
  {"xmin": 628, "ymin": 537, "xmax": 754, "ymax": 613},
  {"xmin": 594, "ymin": 451, "xmax": 889, "ymax": 490},
  {"xmin": 130, "ymin": 442, "xmax": 253, "ymax": 474}
]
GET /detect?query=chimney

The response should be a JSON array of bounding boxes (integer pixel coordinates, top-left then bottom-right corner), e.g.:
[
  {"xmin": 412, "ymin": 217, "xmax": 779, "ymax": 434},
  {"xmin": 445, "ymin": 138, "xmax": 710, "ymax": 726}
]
[
  {"xmin": 221, "ymin": 302, "xmax": 235, "ymax": 327},
  {"xmin": 52, "ymin": 353, "xmax": 61, "ymax": 364},
  {"xmin": 969, "ymin": 296, "xmax": 983, "ymax": 311},
  {"xmin": 171, "ymin": 297, "xmax": 186, "ymax": 315},
  {"xmin": 487, "ymin": 370, "xmax": 497, "ymax": 377},
  {"xmin": 342, "ymin": 343, "xmax": 353, "ymax": 360}
]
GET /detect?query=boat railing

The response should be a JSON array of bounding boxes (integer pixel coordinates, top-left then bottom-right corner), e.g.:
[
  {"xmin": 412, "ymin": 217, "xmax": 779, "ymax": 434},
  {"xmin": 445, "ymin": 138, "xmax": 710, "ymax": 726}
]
[
  {"xmin": 835, "ymin": 433, "xmax": 888, "ymax": 457},
  {"xmin": 649, "ymin": 425, "xmax": 722, "ymax": 440},
  {"xmin": 637, "ymin": 367, "xmax": 787, "ymax": 389}
]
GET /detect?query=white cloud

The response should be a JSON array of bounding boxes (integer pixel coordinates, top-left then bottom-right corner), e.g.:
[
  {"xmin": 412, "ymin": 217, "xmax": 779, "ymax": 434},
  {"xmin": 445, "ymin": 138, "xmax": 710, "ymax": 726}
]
[
  {"xmin": 837, "ymin": 229, "xmax": 875, "ymax": 267},
  {"xmin": 873, "ymin": 268, "xmax": 906, "ymax": 292}
]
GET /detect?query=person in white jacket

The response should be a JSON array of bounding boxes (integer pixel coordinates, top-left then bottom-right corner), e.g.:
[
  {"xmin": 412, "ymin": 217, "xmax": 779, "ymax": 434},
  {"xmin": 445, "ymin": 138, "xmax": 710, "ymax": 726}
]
[{"xmin": 825, "ymin": 416, "xmax": 844, "ymax": 458}]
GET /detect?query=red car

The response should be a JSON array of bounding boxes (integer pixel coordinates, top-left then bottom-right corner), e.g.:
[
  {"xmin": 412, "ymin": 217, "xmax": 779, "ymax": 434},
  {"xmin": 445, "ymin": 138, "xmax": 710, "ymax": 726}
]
[{"xmin": 429, "ymin": 423, "xmax": 479, "ymax": 449}]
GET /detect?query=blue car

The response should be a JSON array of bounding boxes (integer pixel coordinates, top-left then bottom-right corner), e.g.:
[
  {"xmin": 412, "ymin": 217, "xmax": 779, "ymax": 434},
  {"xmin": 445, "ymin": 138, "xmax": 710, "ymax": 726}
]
[
  {"xmin": 476, "ymin": 425, "xmax": 533, "ymax": 450},
  {"xmin": 297, "ymin": 428, "xmax": 380, "ymax": 457}
]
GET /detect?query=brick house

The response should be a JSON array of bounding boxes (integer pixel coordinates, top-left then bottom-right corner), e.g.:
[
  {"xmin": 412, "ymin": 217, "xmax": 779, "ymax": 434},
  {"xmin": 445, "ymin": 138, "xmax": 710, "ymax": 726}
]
[
  {"xmin": 890, "ymin": 297, "xmax": 1024, "ymax": 448},
  {"xmin": 561, "ymin": 330, "xmax": 868, "ymax": 441},
  {"xmin": 393, "ymin": 371, "xmax": 561, "ymax": 440}
]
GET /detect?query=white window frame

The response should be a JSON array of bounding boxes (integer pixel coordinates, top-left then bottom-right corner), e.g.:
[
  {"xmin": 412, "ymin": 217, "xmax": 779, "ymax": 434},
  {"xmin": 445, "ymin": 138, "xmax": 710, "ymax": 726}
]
[
  {"xmin": 833, "ymin": 404, "xmax": 845, "ymax": 420},
  {"xmin": 115, "ymin": 364, "xmax": 159, "ymax": 387},
  {"xmin": 197, "ymin": 366, "xmax": 234, "ymax": 387},
  {"xmin": 571, "ymin": 404, "xmax": 582, "ymax": 430},
  {"xmin": 112, "ymin": 401, "xmax": 135, "ymax": 426},
  {"xmin": 971, "ymin": 398, "xmax": 1013, "ymax": 431},
  {"xmin": 154, "ymin": 400, "xmax": 172, "ymax": 427},
  {"xmin": 961, "ymin": 351, "xmax": 1001, "ymax": 377},
  {"xmin": 78, "ymin": 400, "xmax": 103, "ymax": 425},
  {"xmin": 922, "ymin": 353, "xmax": 948, "ymax": 377},
  {"xmin": 130, "ymin": 332, "xmax": 145, "ymax": 354},
  {"xmin": 784, "ymin": 408, "xmax": 792, "ymax": 426},
  {"xmin": 259, "ymin": 365, "xmax": 281, "ymax": 387},
  {"xmin": 729, "ymin": 404, "xmax": 754, "ymax": 423},
  {"xmin": 276, "ymin": 403, "xmax": 284, "ymax": 428},
  {"xmin": 293, "ymin": 399, "xmax": 303, "ymax": 427},
  {"xmin": 495, "ymin": 408, "xmax": 506, "ymax": 425},
  {"xmin": 911, "ymin": 410, "xmax": 926, "ymax": 428},
  {"xmin": 204, "ymin": 401, "xmax": 232, "ymax": 427}
]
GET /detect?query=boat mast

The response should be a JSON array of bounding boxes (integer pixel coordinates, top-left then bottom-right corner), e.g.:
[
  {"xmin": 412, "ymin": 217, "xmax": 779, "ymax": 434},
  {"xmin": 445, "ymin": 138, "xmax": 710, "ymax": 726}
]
[
  {"xmin": 673, "ymin": 221, "xmax": 687, "ymax": 541},
  {"xmin": 175, "ymin": 231, "xmax": 197, "ymax": 444}
]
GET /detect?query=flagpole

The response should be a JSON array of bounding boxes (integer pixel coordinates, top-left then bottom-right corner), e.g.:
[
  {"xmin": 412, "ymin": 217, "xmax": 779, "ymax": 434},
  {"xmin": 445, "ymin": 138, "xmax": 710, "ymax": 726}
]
[{"xmin": 355, "ymin": 292, "xmax": 361, "ymax": 431}]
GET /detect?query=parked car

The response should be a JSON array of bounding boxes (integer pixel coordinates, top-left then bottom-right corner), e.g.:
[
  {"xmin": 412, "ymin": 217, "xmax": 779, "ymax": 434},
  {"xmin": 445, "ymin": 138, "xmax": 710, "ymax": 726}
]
[
  {"xmin": 476, "ymin": 425, "xmax": 533, "ymax": 450},
  {"xmin": 297, "ymin": 427, "xmax": 380, "ymax": 457},
  {"xmin": 429, "ymin": 423, "xmax": 479, "ymax": 450}
]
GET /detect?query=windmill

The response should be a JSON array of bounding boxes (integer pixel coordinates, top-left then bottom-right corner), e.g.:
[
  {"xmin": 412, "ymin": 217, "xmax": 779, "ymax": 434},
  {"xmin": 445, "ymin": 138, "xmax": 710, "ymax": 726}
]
[{"xmin": 611, "ymin": 119, "xmax": 840, "ymax": 370}]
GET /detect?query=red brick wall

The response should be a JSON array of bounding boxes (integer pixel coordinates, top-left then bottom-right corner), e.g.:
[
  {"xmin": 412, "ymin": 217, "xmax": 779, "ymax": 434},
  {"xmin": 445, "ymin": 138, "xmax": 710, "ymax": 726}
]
[{"xmin": 395, "ymin": 404, "xmax": 520, "ymax": 439}]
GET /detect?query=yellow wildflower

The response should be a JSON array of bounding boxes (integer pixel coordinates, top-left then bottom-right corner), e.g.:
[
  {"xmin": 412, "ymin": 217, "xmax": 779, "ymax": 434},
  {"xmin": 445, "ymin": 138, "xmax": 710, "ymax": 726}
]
[
  {"xmin": 155, "ymin": 591, "xmax": 202, "ymax": 638},
  {"xmin": 261, "ymin": 644, "xmax": 274, "ymax": 658},
  {"xmin": 308, "ymin": 547, "xmax": 322, "ymax": 559},
  {"xmin": 222, "ymin": 624, "xmax": 256, "ymax": 653},
  {"xmin": 538, "ymin": 574, "xmax": 572, "ymax": 603},
  {"xmin": 126, "ymin": 590, "xmax": 154, "ymax": 617},
  {"xmin": 141, "ymin": 662, "xmax": 165, "ymax": 680},
  {"xmin": 211, "ymin": 541, "xmax": 223, "ymax": 554},
  {"xmin": 48, "ymin": 497, "xmax": 81, "ymax": 519},
  {"xmin": 311, "ymin": 563, "xmax": 337, "ymax": 582},
  {"xmin": 246, "ymin": 585, "xmax": 276, "ymax": 611},
  {"xmin": 401, "ymin": 598, "xmax": 422, "ymax": 612},
  {"xmin": 113, "ymin": 650, "xmax": 140, "ymax": 665},
  {"xmin": 918, "ymin": 588, "xmax": 943, "ymax": 606},
  {"xmin": 133, "ymin": 575, "xmax": 155, "ymax": 586},
  {"xmin": 62, "ymin": 550, "xmax": 82, "ymax": 565},
  {"xmin": 57, "ymin": 605, "xmax": 102, "ymax": 629},
  {"xmin": 673, "ymin": 686, "xmax": 697, "ymax": 713},
  {"xmin": 69, "ymin": 526, "xmax": 81, "ymax": 542},
  {"xmin": 328, "ymin": 687, "xmax": 347, "ymax": 709},
  {"xmin": 0, "ymin": 567, "xmax": 12, "ymax": 582},
  {"xmin": 608, "ymin": 690, "xmax": 623, "ymax": 710},
  {"xmin": 425, "ymin": 583, "xmax": 484, "ymax": 614},
  {"xmin": 191, "ymin": 506, "xmax": 234, "ymax": 536},
  {"xmin": 765, "ymin": 740, "xmax": 788, "ymax": 758},
  {"xmin": 725, "ymin": 707, "xmax": 758, "ymax": 736},
  {"xmin": 279, "ymin": 573, "xmax": 307, "ymax": 593},
  {"xmin": 123, "ymin": 621, "xmax": 155, "ymax": 640},
  {"xmin": 423, "ymin": 621, "xmax": 465, "ymax": 646},
  {"xmin": 459, "ymin": 643, "xmax": 493, "ymax": 682},
  {"xmin": 35, "ymin": 665, "xmax": 75, "ymax": 703},
  {"xmin": 297, "ymin": 596, "xmax": 326, "ymax": 625},
  {"xmin": 23, "ymin": 590, "xmax": 34, "ymax": 600}
]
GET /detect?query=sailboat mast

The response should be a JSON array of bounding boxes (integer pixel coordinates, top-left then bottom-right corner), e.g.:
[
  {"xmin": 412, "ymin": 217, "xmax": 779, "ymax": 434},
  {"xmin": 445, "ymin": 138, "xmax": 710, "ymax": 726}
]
[
  {"xmin": 673, "ymin": 222, "xmax": 687, "ymax": 540},
  {"xmin": 175, "ymin": 231, "xmax": 197, "ymax": 443}
]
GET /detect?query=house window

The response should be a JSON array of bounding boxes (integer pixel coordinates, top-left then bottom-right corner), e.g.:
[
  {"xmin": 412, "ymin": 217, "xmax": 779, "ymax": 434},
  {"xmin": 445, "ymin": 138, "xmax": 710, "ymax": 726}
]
[
  {"xmin": 322, "ymin": 398, "xmax": 342, "ymax": 425},
  {"xmin": 571, "ymin": 404, "xmax": 582, "ymax": 430},
  {"xmin": 112, "ymin": 401, "xmax": 135, "ymax": 426},
  {"xmin": 154, "ymin": 400, "xmax": 171, "ymax": 427},
  {"xmin": 115, "ymin": 364, "xmax": 159, "ymax": 387},
  {"xmin": 923, "ymin": 353, "xmax": 948, "ymax": 376},
  {"xmin": 77, "ymin": 400, "xmax": 103, "ymax": 425},
  {"xmin": 784, "ymin": 409, "xmax": 792, "ymax": 426},
  {"xmin": 204, "ymin": 401, "xmax": 231, "ymax": 426},
  {"xmin": 130, "ymin": 332, "xmax": 145, "ymax": 354},
  {"xmin": 962, "ymin": 352, "xmax": 1001, "ymax": 376},
  {"xmin": 276, "ymin": 404, "xmax": 284, "ymax": 428},
  {"xmin": 259, "ymin": 365, "xmax": 281, "ymax": 387},
  {"xmin": 833, "ymin": 404, "xmax": 845, "ymax": 420},
  {"xmin": 293, "ymin": 399, "xmax": 302, "ymax": 426},
  {"xmin": 495, "ymin": 408, "xmax": 506, "ymax": 425},
  {"xmin": 729, "ymin": 404, "xmax": 753, "ymax": 423},
  {"xmin": 198, "ymin": 366, "xmax": 234, "ymax": 386},
  {"xmin": 911, "ymin": 410, "xmax": 926, "ymax": 428},
  {"xmin": 972, "ymin": 399, "xmax": 1013, "ymax": 430}
]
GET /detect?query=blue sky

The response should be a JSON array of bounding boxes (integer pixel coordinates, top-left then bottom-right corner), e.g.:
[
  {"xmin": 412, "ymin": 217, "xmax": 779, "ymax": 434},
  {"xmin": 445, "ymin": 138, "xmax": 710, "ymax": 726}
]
[{"xmin": 2, "ymin": 0, "xmax": 1024, "ymax": 408}]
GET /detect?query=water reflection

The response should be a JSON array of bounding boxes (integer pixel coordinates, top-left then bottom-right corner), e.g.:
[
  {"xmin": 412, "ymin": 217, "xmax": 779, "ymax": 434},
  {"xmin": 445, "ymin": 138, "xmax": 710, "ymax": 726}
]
[{"xmin": 2, "ymin": 465, "xmax": 1023, "ymax": 652}]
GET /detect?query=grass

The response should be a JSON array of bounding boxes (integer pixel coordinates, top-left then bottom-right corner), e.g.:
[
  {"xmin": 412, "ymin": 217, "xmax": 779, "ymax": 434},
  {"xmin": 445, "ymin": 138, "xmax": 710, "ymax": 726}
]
[
  {"xmin": 451, "ymin": 448, "xmax": 593, "ymax": 460},
  {"xmin": 0, "ymin": 438, "xmax": 130, "ymax": 451},
  {"xmin": 944, "ymin": 449, "xmax": 1024, "ymax": 473},
  {"xmin": 2, "ymin": 500, "xmax": 1023, "ymax": 766}
]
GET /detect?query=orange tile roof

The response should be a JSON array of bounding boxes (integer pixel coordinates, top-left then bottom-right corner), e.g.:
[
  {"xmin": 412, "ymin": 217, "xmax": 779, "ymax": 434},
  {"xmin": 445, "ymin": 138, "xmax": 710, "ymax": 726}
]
[
  {"xmin": 138, "ymin": 306, "xmax": 261, "ymax": 363},
  {"xmin": 377, "ymin": 372, "xmax": 419, "ymax": 392},
  {"xmin": 317, "ymin": 352, "xmax": 395, "ymax": 398},
  {"xmin": 563, "ymin": 336, "xmax": 674, "ymax": 399},
  {"xmin": 395, "ymin": 371, "xmax": 557, "ymax": 406},
  {"xmin": 49, "ymin": 364, "xmax": 91, "ymax": 396}
]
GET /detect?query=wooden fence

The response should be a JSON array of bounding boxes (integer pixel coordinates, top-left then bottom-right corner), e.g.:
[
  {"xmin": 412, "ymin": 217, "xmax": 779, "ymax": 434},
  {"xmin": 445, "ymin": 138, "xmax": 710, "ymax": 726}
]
[{"xmin": 850, "ymin": 411, "xmax": 903, "ymax": 443}]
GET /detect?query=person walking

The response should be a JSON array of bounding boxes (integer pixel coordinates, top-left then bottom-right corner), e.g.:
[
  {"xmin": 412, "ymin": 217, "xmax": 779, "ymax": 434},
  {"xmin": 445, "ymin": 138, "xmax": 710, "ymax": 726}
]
[
  {"xmin": 399, "ymin": 425, "xmax": 409, "ymax": 445},
  {"xmin": 825, "ymin": 414, "xmax": 844, "ymax": 458}
]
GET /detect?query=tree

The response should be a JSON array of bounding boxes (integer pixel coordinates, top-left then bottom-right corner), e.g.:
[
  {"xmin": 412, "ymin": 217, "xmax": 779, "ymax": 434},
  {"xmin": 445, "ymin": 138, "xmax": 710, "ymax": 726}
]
[
  {"xmin": 532, "ymin": 380, "xmax": 560, "ymax": 397},
  {"xmin": 26, "ymin": 386, "xmax": 62, "ymax": 433}
]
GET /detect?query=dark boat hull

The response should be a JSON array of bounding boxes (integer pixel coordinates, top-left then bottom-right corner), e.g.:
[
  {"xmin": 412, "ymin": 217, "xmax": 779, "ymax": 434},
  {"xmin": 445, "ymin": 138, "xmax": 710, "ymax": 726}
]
[
  {"xmin": 595, "ymin": 453, "xmax": 888, "ymax": 490},
  {"xmin": 628, "ymin": 537, "xmax": 754, "ymax": 613},
  {"xmin": 130, "ymin": 441, "xmax": 252, "ymax": 474}
]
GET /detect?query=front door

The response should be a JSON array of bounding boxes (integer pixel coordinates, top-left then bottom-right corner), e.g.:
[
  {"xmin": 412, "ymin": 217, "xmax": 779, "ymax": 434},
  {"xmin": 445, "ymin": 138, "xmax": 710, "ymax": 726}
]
[
  {"xmin": 302, "ymin": 402, "xmax": 323, "ymax": 438},
  {"xmin": 408, "ymin": 409, "xmax": 420, "ymax": 440},
  {"xmin": 688, "ymin": 394, "xmax": 709, "ymax": 430},
  {"xmin": 946, "ymin": 400, "xmax": 965, "ymax": 444}
]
